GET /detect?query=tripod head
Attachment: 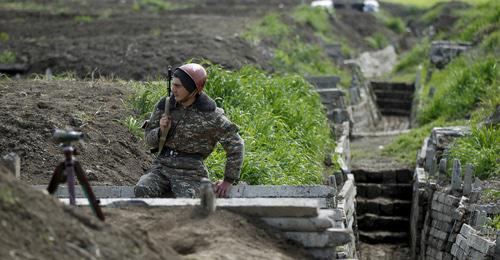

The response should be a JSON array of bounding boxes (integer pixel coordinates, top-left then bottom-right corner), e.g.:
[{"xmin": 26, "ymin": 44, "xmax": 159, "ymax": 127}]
[{"xmin": 53, "ymin": 129, "xmax": 84, "ymax": 146}]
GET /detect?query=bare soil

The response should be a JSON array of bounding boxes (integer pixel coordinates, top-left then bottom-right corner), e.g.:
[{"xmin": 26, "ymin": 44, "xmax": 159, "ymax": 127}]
[
  {"xmin": 0, "ymin": 166, "xmax": 309, "ymax": 260},
  {"xmin": 0, "ymin": 79, "xmax": 152, "ymax": 185}
]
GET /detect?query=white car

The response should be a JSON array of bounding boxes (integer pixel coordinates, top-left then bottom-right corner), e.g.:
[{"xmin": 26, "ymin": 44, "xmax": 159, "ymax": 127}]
[
  {"xmin": 363, "ymin": 0, "xmax": 379, "ymax": 12},
  {"xmin": 311, "ymin": 0, "xmax": 334, "ymax": 9}
]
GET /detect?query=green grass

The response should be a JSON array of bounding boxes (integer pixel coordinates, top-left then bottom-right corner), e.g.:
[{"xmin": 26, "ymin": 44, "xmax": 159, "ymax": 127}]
[
  {"xmin": 382, "ymin": 0, "xmax": 490, "ymax": 8},
  {"xmin": 0, "ymin": 2, "xmax": 68, "ymax": 15},
  {"xmin": 394, "ymin": 40, "xmax": 430, "ymax": 73},
  {"xmin": 243, "ymin": 9, "xmax": 351, "ymax": 86},
  {"xmin": 272, "ymin": 38, "xmax": 351, "ymax": 84},
  {"xmin": 365, "ymin": 32, "xmax": 389, "ymax": 49},
  {"xmin": 243, "ymin": 12, "xmax": 290, "ymax": 44},
  {"xmin": 452, "ymin": 1, "xmax": 500, "ymax": 42},
  {"xmin": 418, "ymin": 55, "xmax": 499, "ymax": 124},
  {"xmin": 446, "ymin": 125, "xmax": 499, "ymax": 180},
  {"xmin": 292, "ymin": 4, "xmax": 332, "ymax": 35},
  {"xmin": 0, "ymin": 32, "xmax": 9, "ymax": 42},
  {"xmin": 127, "ymin": 64, "xmax": 336, "ymax": 185},
  {"xmin": 375, "ymin": 11, "xmax": 406, "ymax": 34},
  {"xmin": 0, "ymin": 50, "xmax": 16, "ymax": 64},
  {"xmin": 74, "ymin": 15, "xmax": 93, "ymax": 24},
  {"xmin": 132, "ymin": 0, "xmax": 180, "ymax": 12},
  {"xmin": 382, "ymin": 119, "xmax": 446, "ymax": 164}
]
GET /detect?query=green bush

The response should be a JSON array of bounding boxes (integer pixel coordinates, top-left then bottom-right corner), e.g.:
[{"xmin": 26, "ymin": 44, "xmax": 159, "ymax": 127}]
[
  {"xmin": 446, "ymin": 125, "xmax": 499, "ymax": 180},
  {"xmin": 128, "ymin": 64, "xmax": 336, "ymax": 185},
  {"xmin": 419, "ymin": 56, "xmax": 499, "ymax": 124}
]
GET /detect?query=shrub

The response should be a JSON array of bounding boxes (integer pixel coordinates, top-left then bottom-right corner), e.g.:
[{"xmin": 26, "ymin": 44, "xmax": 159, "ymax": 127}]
[
  {"xmin": 385, "ymin": 17, "xmax": 405, "ymax": 34},
  {"xmin": 128, "ymin": 64, "xmax": 336, "ymax": 185},
  {"xmin": 453, "ymin": 0, "xmax": 500, "ymax": 42},
  {"xmin": 446, "ymin": 125, "xmax": 499, "ymax": 180}
]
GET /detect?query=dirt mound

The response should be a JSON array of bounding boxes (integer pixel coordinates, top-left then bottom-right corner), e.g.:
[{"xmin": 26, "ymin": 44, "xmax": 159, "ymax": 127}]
[
  {"xmin": 0, "ymin": 165, "xmax": 180, "ymax": 259},
  {"xmin": 0, "ymin": 167, "xmax": 308, "ymax": 259},
  {"xmin": 0, "ymin": 78, "xmax": 152, "ymax": 185}
]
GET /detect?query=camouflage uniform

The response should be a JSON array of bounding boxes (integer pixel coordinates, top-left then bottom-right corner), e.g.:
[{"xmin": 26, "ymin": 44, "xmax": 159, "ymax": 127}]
[{"xmin": 134, "ymin": 93, "xmax": 244, "ymax": 198}]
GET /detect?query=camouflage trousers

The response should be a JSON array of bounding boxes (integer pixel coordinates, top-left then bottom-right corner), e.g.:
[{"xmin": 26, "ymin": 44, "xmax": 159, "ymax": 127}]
[{"xmin": 134, "ymin": 155, "xmax": 208, "ymax": 198}]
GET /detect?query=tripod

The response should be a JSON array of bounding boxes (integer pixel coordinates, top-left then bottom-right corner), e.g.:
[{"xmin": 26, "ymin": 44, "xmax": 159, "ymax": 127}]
[{"xmin": 47, "ymin": 129, "xmax": 105, "ymax": 221}]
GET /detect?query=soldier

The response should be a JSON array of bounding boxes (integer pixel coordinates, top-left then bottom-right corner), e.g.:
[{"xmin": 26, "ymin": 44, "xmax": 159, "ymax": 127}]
[{"xmin": 134, "ymin": 63, "xmax": 244, "ymax": 198}]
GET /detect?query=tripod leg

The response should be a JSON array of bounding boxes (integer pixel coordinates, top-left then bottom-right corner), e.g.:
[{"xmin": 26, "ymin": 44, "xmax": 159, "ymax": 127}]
[
  {"xmin": 47, "ymin": 162, "xmax": 65, "ymax": 194},
  {"xmin": 74, "ymin": 161, "xmax": 105, "ymax": 221}
]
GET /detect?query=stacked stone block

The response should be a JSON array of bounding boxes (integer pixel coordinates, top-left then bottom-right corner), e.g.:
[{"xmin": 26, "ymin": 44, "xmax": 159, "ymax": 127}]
[
  {"xmin": 411, "ymin": 126, "xmax": 498, "ymax": 260},
  {"xmin": 451, "ymin": 224, "xmax": 496, "ymax": 260}
]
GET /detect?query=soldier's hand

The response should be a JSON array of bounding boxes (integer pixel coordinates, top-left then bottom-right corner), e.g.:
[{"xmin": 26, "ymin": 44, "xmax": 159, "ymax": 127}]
[
  {"xmin": 159, "ymin": 115, "xmax": 171, "ymax": 134},
  {"xmin": 214, "ymin": 180, "xmax": 232, "ymax": 198}
]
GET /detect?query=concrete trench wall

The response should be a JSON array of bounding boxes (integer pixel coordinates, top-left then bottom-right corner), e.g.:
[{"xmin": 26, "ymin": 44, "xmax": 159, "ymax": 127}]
[{"xmin": 410, "ymin": 127, "xmax": 499, "ymax": 260}]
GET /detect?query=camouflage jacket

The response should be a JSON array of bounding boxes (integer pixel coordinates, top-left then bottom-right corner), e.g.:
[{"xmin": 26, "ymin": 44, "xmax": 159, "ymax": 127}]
[{"xmin": 145, "ymin": 93, "xmax": 244, "ymax": 182}]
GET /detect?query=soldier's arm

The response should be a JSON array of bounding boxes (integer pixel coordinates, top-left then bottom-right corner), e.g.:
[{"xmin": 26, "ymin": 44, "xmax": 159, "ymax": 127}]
[
  {"xmin": 217, "ymin": 113, "xmax": 244, "ymax": 183},
  {"xmin": 144, "ymin": 98, "xmax": 166, "ymax": 148}
]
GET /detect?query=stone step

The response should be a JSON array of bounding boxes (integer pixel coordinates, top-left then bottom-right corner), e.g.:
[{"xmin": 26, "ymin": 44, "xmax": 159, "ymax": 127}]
[
  {"xmin": 261, "ymin": 210, "xmax": 337, "ymax": 232},
  {"xmin": 359, "ymin": 230, "xmax": 410, "ymax": 244},
  {"xmin": 379, "ymin": 109, "xmax": 411, "ymax": 116},
  {"xmin": 36, "ymin": 184, "xmax": 335, "ymax": 208},
  {"xmin": 372, "ymin": 90, "xmax": 414, "ymax": 100},
  {"xmin": 356, "ymin": 197, "xmax": 411, "ymax": 216},
  {"xmin": 356, "ymin": 183, "xmax": 412, "ymax": 200},
  {"xmin": 370, "ymin": 81, "xmax": 415, "ymax": 92},
  {"xmin": 352, "ymin": 169, "xmax": 413, "ymax": 184},
  {"xmin": 357, "ymin": 213, "xmax": 410, "ymax": 232},
  {"xmin": 375, "ymin": 99, "xmax": 413, "ymax": 110}
]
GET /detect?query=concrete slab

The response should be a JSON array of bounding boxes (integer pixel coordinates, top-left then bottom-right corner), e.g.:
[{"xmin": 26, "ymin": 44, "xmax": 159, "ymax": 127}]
[
  {"xmin": 59, "ymin": 198, "xmax": 321, "ymax": 217},
  {"xmin": 261, "ymin": 210, "xmax": 334, "ymax": 232},
  {"xmin": 228, "ymin": 185, "xmax": 336, "ymax": 198}
]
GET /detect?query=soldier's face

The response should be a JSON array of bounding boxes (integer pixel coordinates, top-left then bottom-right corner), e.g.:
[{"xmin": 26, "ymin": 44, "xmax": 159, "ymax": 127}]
[{"xmin": 172, "ymin": 77, "xmax": 190, "ymax": 100}]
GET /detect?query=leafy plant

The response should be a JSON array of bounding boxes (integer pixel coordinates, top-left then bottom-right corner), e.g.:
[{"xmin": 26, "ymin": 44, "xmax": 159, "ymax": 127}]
[
  {"xmin": 122, "ymin": 115, "xmax": 144, "ymax": 139},
  {"xmin": 0, "ymin": 51, "xmax": 16, "ymax": 64}
]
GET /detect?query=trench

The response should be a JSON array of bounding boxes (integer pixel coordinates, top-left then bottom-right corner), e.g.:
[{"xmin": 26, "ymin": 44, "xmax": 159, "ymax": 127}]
[{"xmin": 352, "ymin": 81, "xmax": 416, "ymax": 259}]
